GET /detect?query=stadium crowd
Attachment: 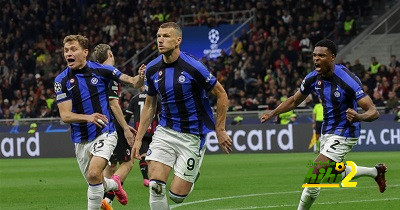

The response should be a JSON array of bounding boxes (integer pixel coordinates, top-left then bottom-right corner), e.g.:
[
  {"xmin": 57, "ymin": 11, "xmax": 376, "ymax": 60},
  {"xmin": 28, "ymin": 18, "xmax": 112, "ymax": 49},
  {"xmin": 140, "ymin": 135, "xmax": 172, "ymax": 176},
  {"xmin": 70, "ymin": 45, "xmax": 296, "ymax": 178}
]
[{"xmin": 1, "ymin": 0, "xmax": 399, "ymax": 123}]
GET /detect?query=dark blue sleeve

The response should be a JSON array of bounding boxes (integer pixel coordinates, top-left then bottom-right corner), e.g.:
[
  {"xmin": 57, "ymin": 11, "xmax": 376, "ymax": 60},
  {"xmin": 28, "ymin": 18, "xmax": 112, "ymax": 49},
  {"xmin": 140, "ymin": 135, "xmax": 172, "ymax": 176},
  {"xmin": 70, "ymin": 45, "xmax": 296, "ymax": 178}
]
[
  {"xmin": 97, "ymin": 64, "xmax": 122, "ymax": 82},
  {"xmin": 193, "ymin": 62, "xmax": 217, "ymax": 92},
  {"xmin": 300, "ymin": 72, "xmax": 316, "ymax": 95},
  {"xmin": 350, "ymin": 75, "xmax": 367, "ymax": 101},
  {"xmin": 145, "ymin": 67, "xmax": 157, "ymax": 96}
]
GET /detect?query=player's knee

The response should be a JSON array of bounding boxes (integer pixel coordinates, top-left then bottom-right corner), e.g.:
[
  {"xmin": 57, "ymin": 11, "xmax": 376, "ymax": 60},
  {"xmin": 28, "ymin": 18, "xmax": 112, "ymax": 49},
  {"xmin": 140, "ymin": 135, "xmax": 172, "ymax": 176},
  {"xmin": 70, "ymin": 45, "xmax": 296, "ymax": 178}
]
[
  {"xmin": 306, "ymin": 187, "xmax": 320, "ymax": 198},
  {"xmin": 169, "ymin": 190, "xmax": 187, "ymax": 203},
  {"xmin": 87, "ymin": 170, "xmax": 102, "ymax": 183},
  {"xmin": 149, "ymin": 180, "xmax": 166, "ymax": 197}
]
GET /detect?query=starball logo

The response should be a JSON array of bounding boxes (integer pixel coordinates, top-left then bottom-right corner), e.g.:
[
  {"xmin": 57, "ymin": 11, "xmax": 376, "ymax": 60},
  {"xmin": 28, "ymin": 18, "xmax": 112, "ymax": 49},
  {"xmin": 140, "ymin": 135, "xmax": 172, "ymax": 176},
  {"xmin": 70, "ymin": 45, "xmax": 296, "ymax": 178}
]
[{"xmin": 302, "ymin": 161, "xmax": 358, "ymax": 188}]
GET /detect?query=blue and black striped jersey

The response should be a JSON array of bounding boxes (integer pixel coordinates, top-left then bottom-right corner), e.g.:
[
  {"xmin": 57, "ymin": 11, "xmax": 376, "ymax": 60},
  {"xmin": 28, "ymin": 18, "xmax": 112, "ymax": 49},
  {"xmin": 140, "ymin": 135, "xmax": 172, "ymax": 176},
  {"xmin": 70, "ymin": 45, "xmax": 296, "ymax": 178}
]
[
  {"xmin": 300, "ymin": 64, "xmax": 367, "ymax": 138},
  {"xmin": 54, "ymin": 61, "xmax": 122, "ymax": 143},
  {"xmin": 144, "ymin": 52, "xmax": 217, "ymax": 135}
]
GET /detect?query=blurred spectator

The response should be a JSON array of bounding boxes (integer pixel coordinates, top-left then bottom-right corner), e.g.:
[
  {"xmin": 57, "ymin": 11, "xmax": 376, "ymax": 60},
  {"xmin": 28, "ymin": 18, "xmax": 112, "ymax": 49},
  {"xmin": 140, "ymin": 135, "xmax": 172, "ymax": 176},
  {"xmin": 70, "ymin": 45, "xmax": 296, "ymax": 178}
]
[
  {"xmin": 0, "ymin": 60, "xmax": 10, "ymax": 79},
  {"xmin": 389, "ymin": 55, "xmax": 400, "ymax": 68},
  {"xmin": 352, "ymin": 59, "xmax": 365, "ymax": 78},
  {"xmin": 372, "ymin": 91, "xmax": 385, "ymax": 107},
  {"xmin": 368, "ymin": 57, "xmax": 381, "ymax": 75},
  {"xmin": 299, "ymin": 33, "xmax": 312, "ymax": 60},
  {"xmin": 385, "ymin": 91, "xmax": 399, "ymax": 113},
  {"xmin": 335, "ymin": 4, "xmax": 346, "ymax": 42},
  {"xmin": 3, "ymin": 109, "xmax": 13, "ymax": 126},
  {"xmin": 343, "ymin": 15, "xmax": 356, "ymax": 43},
  {"xmin": 231, "ymin": 37, "xmax": 244, "ymax": 55},
  {"xmin": 13, "ymin": 107, "xmax": 22, "ymax": 125},
  {"xmin": 289, "ymin": 113, "xmax": 298, "ymax": 124},
  {"xmin": 23, "ymin": 106, "xmax": 36, "ymax": 118}
]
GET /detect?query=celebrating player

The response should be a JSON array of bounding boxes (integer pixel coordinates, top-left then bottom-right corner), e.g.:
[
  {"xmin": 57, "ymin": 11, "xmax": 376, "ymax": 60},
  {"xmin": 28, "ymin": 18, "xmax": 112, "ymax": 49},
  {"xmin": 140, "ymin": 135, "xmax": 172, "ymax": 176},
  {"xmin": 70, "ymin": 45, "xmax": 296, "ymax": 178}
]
[
  {"xmin": 131, "ymin": 22, "xmax": 232, "ymax": 210},
  {"xmin": 261, "ymin": 39, "xmax": 387, "ymax": 210},
  {"xmin": 54, "ymin": 35, "xmax": 143, "ymax": 209}
]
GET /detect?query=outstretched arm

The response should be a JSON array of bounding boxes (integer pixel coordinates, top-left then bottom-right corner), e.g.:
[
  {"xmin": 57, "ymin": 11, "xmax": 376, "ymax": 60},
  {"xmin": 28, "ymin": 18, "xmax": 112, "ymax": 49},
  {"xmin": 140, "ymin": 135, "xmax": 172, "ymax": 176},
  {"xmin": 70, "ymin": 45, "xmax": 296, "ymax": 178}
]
[
  {"xmin": 119, "ymin": 64, "xmax": 146, "ymax": 88},
  {"xmin": 210, "ymin": 81, "xmax": 233, "ymax": 154},
  {"xmin": 346, "ymin": 95, "xmax": 380, "ymax": 122},
  {"xmin": 261, "ymin": 90, "xmax": 308, "ymax": 123}
]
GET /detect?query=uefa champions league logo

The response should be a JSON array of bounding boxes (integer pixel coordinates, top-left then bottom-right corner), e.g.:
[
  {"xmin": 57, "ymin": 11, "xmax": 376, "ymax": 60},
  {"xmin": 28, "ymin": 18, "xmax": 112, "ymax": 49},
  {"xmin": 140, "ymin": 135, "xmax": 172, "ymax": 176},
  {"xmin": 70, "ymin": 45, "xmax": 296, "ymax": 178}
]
[
  {"xmin": 203, "ymin": 29, "xmax": 222, "ymax": 59},
  {"xmin": 208, "ymin": 29, "xmax": 220, "ymax": 44}
]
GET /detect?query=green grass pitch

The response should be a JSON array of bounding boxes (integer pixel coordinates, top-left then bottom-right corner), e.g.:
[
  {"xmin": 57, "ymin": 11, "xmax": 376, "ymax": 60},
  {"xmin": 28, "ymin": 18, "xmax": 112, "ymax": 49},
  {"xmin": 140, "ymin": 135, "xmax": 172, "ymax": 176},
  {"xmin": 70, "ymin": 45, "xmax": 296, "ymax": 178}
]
[{"xmin": 1, "ymin": 151, "xmax": 399, "ymax": 209}]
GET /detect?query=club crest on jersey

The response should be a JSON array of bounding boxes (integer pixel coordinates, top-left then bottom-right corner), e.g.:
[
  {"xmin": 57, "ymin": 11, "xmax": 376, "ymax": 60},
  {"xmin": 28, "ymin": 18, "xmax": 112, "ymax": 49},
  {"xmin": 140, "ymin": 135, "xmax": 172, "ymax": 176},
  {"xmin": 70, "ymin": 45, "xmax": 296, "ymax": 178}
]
[
  {"xmin": 158, "ymin": 71, "xmax": 163, "ymax": 76},
  {"xmin": 317, "ymin": 80, "xmax": 322, "ymax": 86},
  {"xmin": 178, "ymin": 75, "xmax": 186, "ymax": 83},
  {"xmin": 54, "ymin": 82, "xmax": 62, "ymax": 93},
  {"xmin": 91, "ymin": 77, "xmax": 98, "ymax": 85},
  {"xmin": 334, "ymin": 90, "xmax": 341, "ymax": 98},
  {"xmin": 70, "ymin": 78, "xmax": 75, "ymax": 84}
]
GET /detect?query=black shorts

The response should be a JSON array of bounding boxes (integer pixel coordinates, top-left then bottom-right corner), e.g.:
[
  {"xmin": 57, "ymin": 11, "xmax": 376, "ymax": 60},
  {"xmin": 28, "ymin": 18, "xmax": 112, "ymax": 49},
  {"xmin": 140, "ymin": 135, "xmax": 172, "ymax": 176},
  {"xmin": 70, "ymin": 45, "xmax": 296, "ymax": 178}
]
[
  {"xmin": 315, "ymin": 121, "xmax": 323, "ymax": 135},
  {"xmin": 109, "ymin": 127, "xmax": 131, "ymax": 163},
  {"xmin": 139, "ymin": 136, "xmax": 152, "ymax": 155}
]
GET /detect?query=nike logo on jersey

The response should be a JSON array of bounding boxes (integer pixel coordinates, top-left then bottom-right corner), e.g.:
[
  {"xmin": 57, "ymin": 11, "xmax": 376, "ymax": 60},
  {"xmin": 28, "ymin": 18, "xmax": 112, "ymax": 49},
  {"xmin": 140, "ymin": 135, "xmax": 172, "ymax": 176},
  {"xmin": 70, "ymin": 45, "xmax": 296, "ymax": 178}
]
[
  {"xmin": 154, "ymin": 77, "xmax": 163, "ymax": 83},
  {"xmin": 67, "ymin": 85, "xmax": 75, "ymax": 91}
]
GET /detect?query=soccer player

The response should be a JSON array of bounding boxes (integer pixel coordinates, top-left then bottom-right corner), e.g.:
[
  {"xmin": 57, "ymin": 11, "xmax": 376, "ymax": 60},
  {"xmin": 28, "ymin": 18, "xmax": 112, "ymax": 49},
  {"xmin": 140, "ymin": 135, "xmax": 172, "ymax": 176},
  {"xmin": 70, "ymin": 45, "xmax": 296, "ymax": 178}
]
[
  {"xmin": 125, "ymin": 86, "xmax": 160, "ymax": 187},
  {"xmin": 131, "ymin": 22, "xmax": 233, "ymax": 210},
  {"xmin": 54, "ymin": 35, "xmax": 144, "ymax": 210},
  {"xmin": 91, "ymin": 43, "xmax": 146, "ymax": 209},
  {"xmin": 261, "ymin": 39, "xmax": 387, "ymax": 210}
]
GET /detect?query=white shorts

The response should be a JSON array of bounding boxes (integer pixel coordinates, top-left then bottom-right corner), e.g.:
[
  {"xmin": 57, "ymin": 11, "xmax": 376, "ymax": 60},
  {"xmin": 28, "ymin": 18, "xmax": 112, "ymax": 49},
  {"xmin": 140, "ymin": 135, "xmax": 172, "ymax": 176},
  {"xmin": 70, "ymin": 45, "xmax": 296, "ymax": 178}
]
[
  {"xmin": 75, "ymin": 132, "xmax": 117, "ymax": 181},
  {"xmin": 146, "ymin": 126, "xmax": 206, "ymax": 183},
  {"xmin": 320, "ymin": 134, "xmax": 358, "ymax": 163}
]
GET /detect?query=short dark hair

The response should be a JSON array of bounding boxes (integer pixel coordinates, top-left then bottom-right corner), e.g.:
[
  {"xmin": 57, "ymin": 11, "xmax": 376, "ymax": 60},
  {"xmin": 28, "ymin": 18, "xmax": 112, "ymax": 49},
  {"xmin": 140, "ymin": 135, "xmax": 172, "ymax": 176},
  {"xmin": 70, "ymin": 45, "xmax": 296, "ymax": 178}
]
[
  {"xmin": 315, "ymin": 39, "xmax": 337, "ymax": 56},
  {"xmin": 159, "ymin": 22, "xmax": 182, "ymax": 37},
  {"xmin": 92, "ymin": 44, "xmax": 111, "ymax": 64}
]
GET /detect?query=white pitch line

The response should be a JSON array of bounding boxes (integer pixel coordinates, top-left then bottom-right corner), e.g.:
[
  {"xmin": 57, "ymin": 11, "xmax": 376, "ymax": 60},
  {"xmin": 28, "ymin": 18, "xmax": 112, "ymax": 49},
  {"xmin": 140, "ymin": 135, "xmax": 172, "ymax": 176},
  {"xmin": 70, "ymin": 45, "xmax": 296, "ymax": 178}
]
[
  {"xmin": 221, "ymin": 198, "xmax": 400, "ymax": 209},
  {"xmin": 170, "ymin": 191, "xmax": 302, "ymax": 209},
  {"xmin": 170, "ymin": 184, "xmax": 400, "ymax": 209}
]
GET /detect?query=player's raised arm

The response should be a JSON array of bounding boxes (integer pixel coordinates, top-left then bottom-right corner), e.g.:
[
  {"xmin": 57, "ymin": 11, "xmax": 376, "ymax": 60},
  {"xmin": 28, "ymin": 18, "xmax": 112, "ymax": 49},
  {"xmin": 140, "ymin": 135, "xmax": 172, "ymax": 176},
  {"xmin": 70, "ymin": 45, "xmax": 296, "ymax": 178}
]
[
  {"xmin": 210, "ymin": 81, "xmax": 232, "ymax": 154},
  {"xmin": 119, "ymin": 64, "xmax": 146, "ymax": 88},
  {"xmin": 261, "ymin": 90, "xmax": 308, "ymax": 123}
]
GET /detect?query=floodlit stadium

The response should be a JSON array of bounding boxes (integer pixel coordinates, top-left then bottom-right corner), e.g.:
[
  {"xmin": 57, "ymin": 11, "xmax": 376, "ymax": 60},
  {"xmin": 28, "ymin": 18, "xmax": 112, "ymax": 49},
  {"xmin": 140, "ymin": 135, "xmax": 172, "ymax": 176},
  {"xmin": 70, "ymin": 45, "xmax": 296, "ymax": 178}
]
[{"xmin": 1, "ymin": 0, "xmax": 399, "ymax": 209}]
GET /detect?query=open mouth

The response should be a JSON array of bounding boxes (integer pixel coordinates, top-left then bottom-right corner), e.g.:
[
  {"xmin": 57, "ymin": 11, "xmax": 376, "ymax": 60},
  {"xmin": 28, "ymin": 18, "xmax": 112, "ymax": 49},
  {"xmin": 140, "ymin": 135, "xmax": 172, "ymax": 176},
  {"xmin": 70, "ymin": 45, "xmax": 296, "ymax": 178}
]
[
  {"xmin": 66, "ymin": 58, "xmax": 76, "ymax": 66},
  {"xmin": 315, "ymin": 63, "xmax": 321, "ymax": 69}
]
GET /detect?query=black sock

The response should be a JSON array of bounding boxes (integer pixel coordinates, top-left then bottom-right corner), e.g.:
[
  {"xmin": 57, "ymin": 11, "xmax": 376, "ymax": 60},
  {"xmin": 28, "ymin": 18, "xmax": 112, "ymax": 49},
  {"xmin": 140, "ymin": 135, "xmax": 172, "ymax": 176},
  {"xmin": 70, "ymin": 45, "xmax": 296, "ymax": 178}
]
[
  {"xmin": 104, "ymin": 191, "xmax": 115, "ymax": 201},
  {"xmin": 140, "ymin": 157, "xmax": 149, "ymax": 179}
]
